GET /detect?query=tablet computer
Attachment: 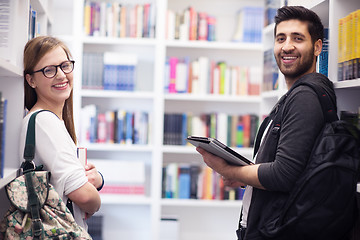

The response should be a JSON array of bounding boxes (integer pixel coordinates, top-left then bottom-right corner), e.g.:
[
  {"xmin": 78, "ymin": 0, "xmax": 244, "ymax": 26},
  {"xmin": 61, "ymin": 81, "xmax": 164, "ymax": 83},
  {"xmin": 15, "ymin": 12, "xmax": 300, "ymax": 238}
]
[{"xmin": 186, "ymin": 136, "xmax": 253, "ymax": 166}]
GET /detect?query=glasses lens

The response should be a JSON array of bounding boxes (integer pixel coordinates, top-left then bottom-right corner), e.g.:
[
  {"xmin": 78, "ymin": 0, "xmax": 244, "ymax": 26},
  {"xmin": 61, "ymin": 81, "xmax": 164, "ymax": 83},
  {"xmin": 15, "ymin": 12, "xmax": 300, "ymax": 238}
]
[
  {"xmin": 61, "ymin": 61, "xmax": 74, "ymax": 73},
  {"xmin": 43, "ymin": 66, "xmax": 57, "ymax": 78}
]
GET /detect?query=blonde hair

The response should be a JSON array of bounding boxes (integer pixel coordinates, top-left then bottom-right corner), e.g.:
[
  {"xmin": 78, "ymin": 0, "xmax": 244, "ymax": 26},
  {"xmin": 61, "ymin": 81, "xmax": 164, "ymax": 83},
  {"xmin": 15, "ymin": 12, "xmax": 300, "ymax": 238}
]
[{"xmin": 23, "ymin": 36, "xmax": 77, "ymax": 144}]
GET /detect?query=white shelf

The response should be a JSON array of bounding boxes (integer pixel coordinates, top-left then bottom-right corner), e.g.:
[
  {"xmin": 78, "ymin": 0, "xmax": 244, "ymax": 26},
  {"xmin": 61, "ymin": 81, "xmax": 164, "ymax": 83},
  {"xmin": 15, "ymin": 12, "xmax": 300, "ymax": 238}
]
[
  {"xmin": 0, "ymin": 168, "xmax": 20, "ymax": 189},
  {"xmin": 81, "ymin": 89, "xmax": 155, "ymax": 99},
  {"xmin": 162, "ymin": 145, "xmax": 254, "ymax": 156},
  {"xmin": 161, "ymin": 198, "xmax": 242, "ymax": 208},
  {"xmin": 100, "ymin": 194, "xmax": 152, "ymax": 205},
  {"xmin": 164, "ymin": 93, "xmax": 261, "ymax": 103},
  {"xmin": 165, "ymin": 40, "xmax": 262, "ymax": 51},
  {"xmin": 82, "ymin": 36, "xmax": 157, "ymax": 46},
  {"xmin": 30, "ymin": 0, "xmax": 53, "ymax": 24},
  {"xmin": 334, "ymin": 79, "xmax": 360, "ymax": 89},
  {"xmin": 261, "ymin": 89, "xmax": 287, "ymax": 99},
  {"xmin": 83, "ymin": 143, "xmax": 154, "ymax": 152},
  {"xmin": 0, "ymin": 58, "xmax": 22, "ymax": 77}
]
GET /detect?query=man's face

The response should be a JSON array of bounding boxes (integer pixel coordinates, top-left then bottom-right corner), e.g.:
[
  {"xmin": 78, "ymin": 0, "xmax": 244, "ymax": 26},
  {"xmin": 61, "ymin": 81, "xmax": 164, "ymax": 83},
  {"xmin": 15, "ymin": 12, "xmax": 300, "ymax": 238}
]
[{"xmin": 274, "ymin": 19, "xmax": 321, "ymax": 82}]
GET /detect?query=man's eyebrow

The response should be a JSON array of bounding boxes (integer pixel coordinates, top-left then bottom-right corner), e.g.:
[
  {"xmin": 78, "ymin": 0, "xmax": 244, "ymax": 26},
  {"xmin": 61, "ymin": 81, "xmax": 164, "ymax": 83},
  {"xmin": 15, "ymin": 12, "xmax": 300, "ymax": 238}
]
[
  {"xmin": 275, "ymin": 32, "xmax": 306, "ymax": 38},
  {"xmin": 275, "ymin": 33, "xmax": 285, "ymax": 38},
  {"xmin": 291, "ymin": 32, "xmax": 306, "ymax": 38}
]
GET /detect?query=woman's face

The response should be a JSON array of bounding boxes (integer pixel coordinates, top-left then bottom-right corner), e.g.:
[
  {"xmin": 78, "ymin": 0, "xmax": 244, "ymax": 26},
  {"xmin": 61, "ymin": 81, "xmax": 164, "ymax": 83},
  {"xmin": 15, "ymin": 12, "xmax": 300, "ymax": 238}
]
[{"xmin": 26, "ymin": 46, "xmax": 73, "ymax": 108}]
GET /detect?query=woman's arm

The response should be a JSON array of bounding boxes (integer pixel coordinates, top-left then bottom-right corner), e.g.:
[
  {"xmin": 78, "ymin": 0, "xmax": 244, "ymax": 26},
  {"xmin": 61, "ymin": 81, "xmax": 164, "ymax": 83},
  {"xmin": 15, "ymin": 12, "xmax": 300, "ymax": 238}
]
[{"xmin": 67, "ymin": 182, "xmax": 101, "ymax": 215}]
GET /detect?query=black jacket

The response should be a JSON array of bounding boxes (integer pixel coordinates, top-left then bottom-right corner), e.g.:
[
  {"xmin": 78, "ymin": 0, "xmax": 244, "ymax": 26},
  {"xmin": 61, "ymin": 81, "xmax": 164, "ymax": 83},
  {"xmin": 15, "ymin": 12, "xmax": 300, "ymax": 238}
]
[{"xmin": 243, "ymin": 73, "xmax": 337, "ymax": 239}]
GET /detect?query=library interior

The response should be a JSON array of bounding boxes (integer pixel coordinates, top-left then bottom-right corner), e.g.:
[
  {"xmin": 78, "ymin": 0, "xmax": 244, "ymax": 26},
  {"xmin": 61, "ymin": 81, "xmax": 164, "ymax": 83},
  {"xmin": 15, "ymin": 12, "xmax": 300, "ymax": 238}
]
[{"xmin": 0, "ymin": 0, "xmax": 359, "ymax": 239}]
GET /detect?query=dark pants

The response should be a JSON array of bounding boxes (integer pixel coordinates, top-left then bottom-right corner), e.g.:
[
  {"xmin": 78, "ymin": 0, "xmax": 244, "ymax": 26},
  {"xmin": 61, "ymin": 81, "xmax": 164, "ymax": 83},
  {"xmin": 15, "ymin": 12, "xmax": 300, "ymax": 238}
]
[{"xmin": 236, "ymin": 227, "xmax": 246, "ymax": 240}]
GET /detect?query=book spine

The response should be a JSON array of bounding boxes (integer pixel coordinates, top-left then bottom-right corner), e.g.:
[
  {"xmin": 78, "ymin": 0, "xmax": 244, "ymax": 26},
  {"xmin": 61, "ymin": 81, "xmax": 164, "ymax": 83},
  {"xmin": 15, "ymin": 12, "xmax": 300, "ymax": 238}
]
[{"xmin": 0, "ymin": 96, "xmax": 7, "ymax": 178}]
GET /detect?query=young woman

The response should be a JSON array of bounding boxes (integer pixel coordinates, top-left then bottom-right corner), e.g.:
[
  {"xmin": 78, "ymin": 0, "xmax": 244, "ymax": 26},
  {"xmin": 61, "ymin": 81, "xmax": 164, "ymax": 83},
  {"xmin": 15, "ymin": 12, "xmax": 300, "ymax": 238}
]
[{"xmin": 20, "ymin": 36, "xmax": 102, "ymax": 230}]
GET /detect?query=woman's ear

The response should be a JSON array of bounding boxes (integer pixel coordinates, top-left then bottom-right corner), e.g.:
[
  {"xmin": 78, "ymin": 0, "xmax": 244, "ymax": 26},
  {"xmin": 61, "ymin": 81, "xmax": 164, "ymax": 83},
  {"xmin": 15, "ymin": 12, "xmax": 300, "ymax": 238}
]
[
  {"xmin": 314, "ymin": 39, "xmax": 323, "ymax": 57},
  {"xmin": 25, "ymin": 74, "xmax": 36, "ymax": 88}
]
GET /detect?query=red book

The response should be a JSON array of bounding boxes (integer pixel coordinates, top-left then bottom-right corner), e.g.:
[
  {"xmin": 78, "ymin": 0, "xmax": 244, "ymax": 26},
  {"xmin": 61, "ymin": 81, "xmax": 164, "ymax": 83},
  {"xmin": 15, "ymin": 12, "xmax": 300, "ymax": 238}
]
[{"xmin": 168, "ymin": 57, "xmax": 178, "ymax": 93}]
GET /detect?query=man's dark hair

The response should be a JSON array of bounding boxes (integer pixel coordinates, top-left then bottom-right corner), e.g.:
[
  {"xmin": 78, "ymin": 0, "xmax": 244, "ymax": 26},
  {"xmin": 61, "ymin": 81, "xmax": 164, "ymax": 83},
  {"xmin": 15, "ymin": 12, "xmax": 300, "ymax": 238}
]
[{"xmin": 274, "ymin": 6, "xmax": 324, "ymax": 44}]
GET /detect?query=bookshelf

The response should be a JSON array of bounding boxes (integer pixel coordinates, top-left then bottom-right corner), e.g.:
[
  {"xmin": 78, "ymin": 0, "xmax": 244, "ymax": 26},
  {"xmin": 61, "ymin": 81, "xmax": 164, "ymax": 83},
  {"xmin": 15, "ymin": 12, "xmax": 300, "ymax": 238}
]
[
  {"xmin": 55, "ymin": 0, "xmax": 264, "ymax": 239},
  {"xmin": 0, "ymin": 0, "xmax": 53, "ymax": 215},
  {"xmin": 2, "ymin": 0, "xmax": 359, "ymax": 240}
]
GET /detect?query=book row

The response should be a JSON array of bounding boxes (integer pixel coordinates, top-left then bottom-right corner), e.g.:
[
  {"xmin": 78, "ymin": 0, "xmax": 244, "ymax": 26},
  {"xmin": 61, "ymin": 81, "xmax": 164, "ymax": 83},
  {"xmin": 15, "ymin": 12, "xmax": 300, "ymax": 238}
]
[
  {"xmin": 28, "ymin": 4, "xmax": 39, "ymax": 40},
  {"xmin": 232, "ymin": 7, "xmax": 264, "ymax": 43},
  {"xmin": 264, "ymin": 0, "xmax": 281, "ymax": 26},
  {"xmin": 164, "ymin": 113, "xmax": 259, "ymax": 148},
  {"xmin": 92, "ymin": 159, "xmax": 146, "ymax": 196},
  {"xmin": 164, "ymin": 56, "xmax": 262, "ymax": 96},
  {"xmin": 82, "ymin": 52, "xmax": 137, "ymax": 91},
  {"xmin": 79, "ymin": 105, "xmax": 150, "ymax": 145},
  {"xmin": 162, "ymin": 163, "xmax": 245, "ymax": 201},
  {"xmin": 166, "ymin": 6, "xmax": 216, "ymax": 41},
  {"xmin": 338, "ymin": 9, "xmax": 360, "ymax": 81},
  {"xmin": 262, "ymin": 49, "xmax": 279, "ymax": 92},
  {"xmin": 0, "ymin": 92, "xmax": 7, "ymax": 178},
  {"xmin": 83, "ymin": 1, "xmax": 156, "ymax": 38}
]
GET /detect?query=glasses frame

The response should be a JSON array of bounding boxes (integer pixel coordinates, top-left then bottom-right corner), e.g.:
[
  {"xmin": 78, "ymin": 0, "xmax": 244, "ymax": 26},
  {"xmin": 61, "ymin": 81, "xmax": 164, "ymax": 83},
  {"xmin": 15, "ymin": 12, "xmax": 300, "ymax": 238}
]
[{"xmin": 31, "ymin": 60, "xmax": 75, "ymax": 78}]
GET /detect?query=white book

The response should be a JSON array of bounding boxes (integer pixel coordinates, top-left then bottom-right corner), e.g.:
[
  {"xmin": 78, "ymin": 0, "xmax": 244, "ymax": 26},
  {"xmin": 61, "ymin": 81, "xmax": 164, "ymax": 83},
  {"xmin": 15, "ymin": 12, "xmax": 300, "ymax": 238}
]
[
  {"xmin": 166, "ymin": 10, "xmax": 175, "ymax": 40},
  {"xmin": 198, "ymin": 57, "xmax": 209, "ymax": 95},
  {"xmin": 175, "ymin": 61, "xmax": 187, "ymax": 93}
]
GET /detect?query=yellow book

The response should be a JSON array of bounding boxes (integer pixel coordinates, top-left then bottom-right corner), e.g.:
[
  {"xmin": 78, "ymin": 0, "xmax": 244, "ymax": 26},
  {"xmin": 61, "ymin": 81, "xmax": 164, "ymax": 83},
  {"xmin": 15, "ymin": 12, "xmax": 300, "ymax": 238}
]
[
  {"xmin": 202, "ymin": 166, "xmax": 213, "ymax": 200},
  {"xmin": 83, "ymin": 0, "xmax": 91, "ymax": 36},
  {"xmin": 354, "ymin": 9, "xmax": 360, "ymax": 79},
  {"xmin": 348, "ymin": 12, "xmax": 355, "ymax": 79},
  {"xmin": 338, "ymin": 17, "xmax": 344, "ymax": 81}
]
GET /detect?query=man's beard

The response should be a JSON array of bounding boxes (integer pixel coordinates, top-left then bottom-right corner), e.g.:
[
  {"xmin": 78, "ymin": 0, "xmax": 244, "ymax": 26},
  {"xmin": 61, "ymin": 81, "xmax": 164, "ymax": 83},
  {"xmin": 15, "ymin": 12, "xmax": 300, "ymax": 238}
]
[{"xmin": 276, "ymin": 48, "xmax": 315, "ymax": 79}]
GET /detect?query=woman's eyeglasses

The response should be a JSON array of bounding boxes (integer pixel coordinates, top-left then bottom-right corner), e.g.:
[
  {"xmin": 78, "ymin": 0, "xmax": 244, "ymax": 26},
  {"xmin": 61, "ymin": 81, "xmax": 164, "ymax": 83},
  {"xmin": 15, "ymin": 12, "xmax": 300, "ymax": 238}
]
[{"xmin": 30, "ymin": 60, "xmax": 75, "ymax": 78}]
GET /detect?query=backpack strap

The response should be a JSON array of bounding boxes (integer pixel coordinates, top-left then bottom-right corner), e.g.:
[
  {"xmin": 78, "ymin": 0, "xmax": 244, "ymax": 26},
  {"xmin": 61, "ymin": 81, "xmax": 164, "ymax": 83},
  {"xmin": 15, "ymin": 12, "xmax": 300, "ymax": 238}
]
[
  {"xmin": 21, "ymin": 110, "xmax": 51, "ymax": 239},
  {"xmin": 292, "ymin": 80, "xmax": 338, "ymax": 123},
  {"xmin": 22, "ymin": 110, "xmax": 50, "ymax": 172}
]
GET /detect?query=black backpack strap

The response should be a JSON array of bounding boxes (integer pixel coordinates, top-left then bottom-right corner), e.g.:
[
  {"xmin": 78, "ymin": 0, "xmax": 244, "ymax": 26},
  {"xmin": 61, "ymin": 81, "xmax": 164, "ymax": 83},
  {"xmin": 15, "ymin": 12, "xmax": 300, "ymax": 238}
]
[
  {"xmin": 253, "ymin": 93, "xmax": 288, "ymax": 157},
  {"xmin": 22, "ymin": 110, "xmax": 51, "ymax": 239},
  {"xmin": 22, "ymin": 110, "xmax": 50, "ymax": 172},
  {"xmin": 292, "ymin": 80, "xmax": 338, "ymax": 123}
]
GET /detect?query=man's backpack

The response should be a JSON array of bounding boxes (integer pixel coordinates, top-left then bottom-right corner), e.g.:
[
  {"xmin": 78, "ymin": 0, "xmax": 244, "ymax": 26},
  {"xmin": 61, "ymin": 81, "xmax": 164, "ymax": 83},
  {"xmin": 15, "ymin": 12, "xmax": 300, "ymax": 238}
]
[{"xmin": 259, "ymin": 79, "xmax": 360, "ymax": 240}]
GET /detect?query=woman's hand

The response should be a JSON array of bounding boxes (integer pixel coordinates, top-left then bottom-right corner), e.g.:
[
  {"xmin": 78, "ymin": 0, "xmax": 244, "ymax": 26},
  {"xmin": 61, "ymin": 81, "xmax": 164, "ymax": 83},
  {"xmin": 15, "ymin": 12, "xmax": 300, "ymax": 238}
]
[{"xmin": 85, "ymin": 162, "xmax": 103, "ymax": 190}]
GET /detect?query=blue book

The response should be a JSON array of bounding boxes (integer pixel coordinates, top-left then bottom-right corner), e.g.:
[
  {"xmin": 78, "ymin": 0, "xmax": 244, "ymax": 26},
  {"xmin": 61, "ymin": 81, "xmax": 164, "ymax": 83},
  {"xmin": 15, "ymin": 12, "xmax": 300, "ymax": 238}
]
[
  {"xmin": 181, "ymin": 113, "xmax": 187, "ymax": 145},
  {"xmin": 178, "ymin": 166, "xmax": 191, "ymax": 199},
  {"xmin": 125, "ymin": 112, "xmax": 134, "ymax": 144},
  {"xmin": 319, "ymin": 28, "xmax": 329, "ymax": 77}
]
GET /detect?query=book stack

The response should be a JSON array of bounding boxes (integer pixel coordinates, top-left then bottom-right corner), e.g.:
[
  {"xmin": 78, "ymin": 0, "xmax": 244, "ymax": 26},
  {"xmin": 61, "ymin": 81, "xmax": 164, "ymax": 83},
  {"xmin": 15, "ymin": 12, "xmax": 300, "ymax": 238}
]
[
  {"xmin": 80, "ymin": 105, "xmax": 150, "ymax": 145},
  {"xmin": 103, "ymin": 52, "xmax": 137, "ymax": 91},
  {"xmin": 93, "ymin": 159, "xmax": 146, "ymax": 196},
  {"xmin": 0, "ymin": 0, "xmax": 11, "ymax": 62},
  {"xmin": 163, "ymin": 112, "xmax": 258, "ymax": 148},
  {"xmin": 264, "ymin": 0, "xmax": 281, "ymax": 26},
  {"xmin": 166, "ymin": 7, "xmax": 216, "ymax": 41},
  {"xmin": 28, "ymin": 5, "xmax": 38, "ymax": 40},
  {"xmin": 83, "ymin": 1, "xmax": 156, "ymax": 38},
  {"xmin": 318, "ymin": 28, "xmax": 329, "ymax": 77},
  {"xmin": 164, "ymin": 56, "xmax": 262, "ymax": 96},
  {"xmin": 0, "ymin": 92, "xmax": 7, "ymax": 178},
  {"xmin": 86, "ymin": 215, "xmax": 103, "ymax": 240},
  {"xmin": 262, "ymin": 49, "xmax": 279, "ymax": 92},
  {"xmin": 162, "ymin": 163, "xmax": 245, "ymax": 200},
  {"xmin": 232, "ymin": 7, "xmax": 264, "ymax": 43},
  {"xmin": 338, "ymin": 9, "xmax": 360, "ymax": 81},
  {"xmin": 82, "ymin": 52, "xmax": 104, "ymax": 89},
  {"xmin": 82, "ymin": 52, "xmax": 138, "ymax": 91}
]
